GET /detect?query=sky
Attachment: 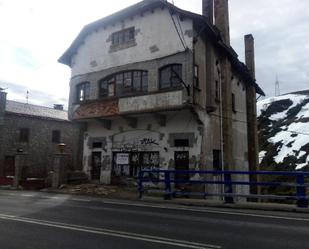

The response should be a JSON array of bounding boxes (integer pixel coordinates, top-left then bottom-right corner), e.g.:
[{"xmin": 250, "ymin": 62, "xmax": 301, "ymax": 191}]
[{"xmin": 0, "ymin": 0, "xmax": 308, "ymax": 108}]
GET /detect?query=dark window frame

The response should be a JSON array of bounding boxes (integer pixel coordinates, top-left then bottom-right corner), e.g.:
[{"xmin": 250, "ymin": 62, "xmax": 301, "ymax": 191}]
[
  {"xmin": 76, "ymin": 82, "xmax": 90, "ymax": 102},
  {"xmin": 52, "ymin": 130, "xmax": 61, "ymax": 144},
  {"xmin": 111, "ymin": 27, "xmax": 135, "ymax": 46},
  {"xmin": 232, "ymin": 93, "xmax": 236, "ymax": 113},
  {"xmin": 99, "ymin": 70, "xmax": 148, "ymax": 98},
  {"xmin": 174, "ymin": 139, "xmax": 189, "ymax": 147},
  {"xmin": 215, "ymin": 80, "xmax": 220, "ymax": 101},
  {"xmin": 159, "ymin": 64, "xmax": 183, "ymax": 90},
  {"xmin": 19, "ymin": 128, "xmax": 29, "ymax": 143},
  {"xmin": 194, "ymin": 64, "xmax": 199, "ymax": 88},
  {"xmin": 213, "ymin": 150, "xmax": 222, "ymax": 171}
]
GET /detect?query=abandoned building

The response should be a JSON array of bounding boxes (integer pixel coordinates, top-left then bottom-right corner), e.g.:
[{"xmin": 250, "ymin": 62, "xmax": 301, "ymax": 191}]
[
  {"xmin": 58, "ymin": 0, "xmax": 264, "ymax": 187},
  {"xmin": 0, "ymin": 91, "xmax": 83, "ymax": 179}
]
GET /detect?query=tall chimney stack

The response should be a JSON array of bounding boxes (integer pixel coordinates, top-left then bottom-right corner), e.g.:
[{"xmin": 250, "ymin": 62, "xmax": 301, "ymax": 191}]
[
  {"xmin": 202, "ymin": 0, "xmax": 214, "ymax": 24},
  {"xmin": 244, "ymin": 34, "xmax": 259, "ymax": 194},
  {"xmin": 214, "ymin": 0, "xmax": 230, "ymax": 45},
  {"xmin": 245, "ymin": 34, "xmax": 256, "ymax": 79}
]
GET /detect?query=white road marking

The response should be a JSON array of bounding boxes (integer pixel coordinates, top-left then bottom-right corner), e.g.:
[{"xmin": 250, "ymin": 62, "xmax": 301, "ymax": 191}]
[
  {"xmin": 21, "ymin": 194, "xmax": 35, "ymax": 197},
  {"xmin": 99, "ymin": 200, "xmax": 309, "ymax": 222},
  {"xmin": 0, "ymin": 214, "xmax": 220, "ymax": 249}
]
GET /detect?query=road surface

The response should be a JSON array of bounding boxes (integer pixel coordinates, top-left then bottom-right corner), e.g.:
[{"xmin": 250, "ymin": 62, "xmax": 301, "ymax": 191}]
[{"xmin": 0, "ymin": 190, "xmax": 308, "ymax": 249}]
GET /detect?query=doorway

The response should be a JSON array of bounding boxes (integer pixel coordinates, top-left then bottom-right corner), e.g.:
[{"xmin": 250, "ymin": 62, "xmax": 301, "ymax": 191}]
[
  {"xmin": 4, "ymin": 156, "xmax": 15, "ymax": 177},
  {"xmin": 91, "ymin": 152, "xmax": 102, "ymax": 180},
  {"xmin": 174, "ymin": 151, "xmax": 189, "ymax": 187}
]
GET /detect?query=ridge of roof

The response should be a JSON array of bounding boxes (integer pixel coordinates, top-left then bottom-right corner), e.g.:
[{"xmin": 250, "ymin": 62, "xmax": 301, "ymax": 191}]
[{"xmin": 5, "ymin": 100, "xmax": 69, "ymax": 121}]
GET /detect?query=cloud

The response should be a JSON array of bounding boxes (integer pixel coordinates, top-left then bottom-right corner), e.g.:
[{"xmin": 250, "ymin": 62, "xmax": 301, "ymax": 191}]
[{"xmin": 0, "ymin": 0, "xmax": 308, "ymax": 104}]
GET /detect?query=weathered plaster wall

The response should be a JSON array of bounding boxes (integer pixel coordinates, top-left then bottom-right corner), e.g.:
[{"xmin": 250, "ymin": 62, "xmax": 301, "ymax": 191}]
[
  {"xmin": 119, "ymin": 90, "xmax": 185, "ymax": 113},
  {"xmin": 71, "ymin": 8, "xmax": 193, "ymax": 77},
  {"xmin": 82, "ymin": 109, "xmax": 202, "ymax": 184},
  {"xmin": 68, "ymin": 51, "xmax": 193, "ymax": 120},
  {"xmin": 0, "ymin": 114, "xmax": 83, "ymax": 177}
]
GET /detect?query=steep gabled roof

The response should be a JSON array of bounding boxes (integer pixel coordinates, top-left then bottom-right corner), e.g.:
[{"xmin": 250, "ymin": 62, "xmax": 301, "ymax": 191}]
[
  {"xmin": 58, "ymin": 0, "xmax": 264, "ymax": 96},
  {"xmin": 5, "ymin": 100, "xmax": 69, "ymax": 122}
]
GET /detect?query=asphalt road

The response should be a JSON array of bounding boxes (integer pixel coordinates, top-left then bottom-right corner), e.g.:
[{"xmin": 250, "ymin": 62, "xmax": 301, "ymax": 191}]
[{"xmin": 0, "ymin": 190, "xmax": 308, "ymax": 249}]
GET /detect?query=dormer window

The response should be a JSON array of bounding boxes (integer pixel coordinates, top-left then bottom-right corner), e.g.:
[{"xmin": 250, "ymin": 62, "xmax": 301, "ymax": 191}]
[
  {"xmin": 112, "ymin": 27, "xmax": 135, "ymax": 46},
  {"xmin": 76, "ymin": 82, "xmax": 90, "ymax": 102}
]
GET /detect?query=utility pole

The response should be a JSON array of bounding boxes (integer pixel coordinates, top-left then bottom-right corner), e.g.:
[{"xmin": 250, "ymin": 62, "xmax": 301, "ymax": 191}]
[{"xmin": 275, "ymin": 75, "xmax": 280, "ymax": 96}]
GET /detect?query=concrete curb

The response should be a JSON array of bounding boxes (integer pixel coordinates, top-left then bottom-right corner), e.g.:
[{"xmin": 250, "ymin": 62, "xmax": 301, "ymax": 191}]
[{"xmin": 140, "ymin": 196, "xmax": 309, "ymax": 214}]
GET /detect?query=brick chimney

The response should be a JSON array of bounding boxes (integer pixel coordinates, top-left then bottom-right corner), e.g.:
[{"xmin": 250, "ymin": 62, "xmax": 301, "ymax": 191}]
[
  {"xmin": 54, "ymin": 104, "xmax": 64, "ymax": 111},
  {"xmin": 202, "ymin": 0, "xmax": 214, "ymax": 24},
  {"xmin": 244, "ymin": 34, "xmax": 255, "ymax": 79},
  {"xmin": 244, "ymin": 34, "xmax": 259, "ymax": 193},
  {"xmin": 214, "ymin": 0, "xmax": 230, "ymax": 45}
]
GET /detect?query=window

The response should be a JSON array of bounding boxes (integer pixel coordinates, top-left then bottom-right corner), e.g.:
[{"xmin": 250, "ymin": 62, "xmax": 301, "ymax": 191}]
[
  {"xmin": 194, "ymin": 65, "xmax": 199, "ymax": 87},
  {"xmin": 159, "ymin": 64, "xmax": 182, "ymax": 89},
  {"xmin": 112, "ymin": 27, "xmax": 135, "ymax": 46},
  {"xmin": 92, "ymin": 142, "xmax": 102, "ymax": 149},
  {"xmin": 19, "ymin": 128, "xmax": 29, "ymax": 143},
  {"xmin": 174, "ymin": 139, "xmax": 189, "ymax": 147},
  {"xmin": 232, "ymin": 93, "xmax": 236, "ymax": 112},
  {"xmin": 99, "ymin": 70, "xmax": 148, "ymax": 98},
  {"xmin": 52, "ymin": 130, "xmax": 61, "ymax": 143},
  {"xmin": 215, "ymin": 80, "xmax": 220, "ymax": 101},
  {"xmin": 76, "ymin": 82, "xmax": 90, "ymax": 102},
  {"xmin": 213, "ymin": 150, "xmax": 222, "ymax": 171}
]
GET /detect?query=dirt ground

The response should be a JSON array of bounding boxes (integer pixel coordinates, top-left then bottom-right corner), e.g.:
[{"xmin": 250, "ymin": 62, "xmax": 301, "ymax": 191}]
[{"xmin": 50, "ymin": 183, "xmax": 139, "ymax": 200}]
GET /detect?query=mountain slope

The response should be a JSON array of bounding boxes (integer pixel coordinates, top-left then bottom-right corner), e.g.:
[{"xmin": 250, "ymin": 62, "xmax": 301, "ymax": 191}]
[{"xmin": 257, "ymin": 92, "xmax": 309, "ymax": 171}]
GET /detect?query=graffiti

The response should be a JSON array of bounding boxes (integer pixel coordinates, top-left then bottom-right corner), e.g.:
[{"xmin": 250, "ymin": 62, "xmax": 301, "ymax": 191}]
[
  {"xmin": 113, "ymin": 138, "xmax": 160, "ymax": 151},
  {"xmin": 73, "ymin": 100, "xmax": 119, "ymax": 119},
  {"xmin": 140, "ymin": 138, "xmax": 159, "ymax": 146}
]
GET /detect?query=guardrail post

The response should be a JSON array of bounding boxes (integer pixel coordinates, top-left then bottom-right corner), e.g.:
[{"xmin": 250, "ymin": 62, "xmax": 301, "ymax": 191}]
[
  {"xmin": 138, "ymin": 170, "xmax": 143, "ymax": 199},
  {"xmin": 164, "ymin": 171, "xmax": 172, "ymax": 200},
  {"xmin": 224, "ymin": 173, "xmax": 234, "ymax": 204},
  {"xmin": 296, "ymin": 174, "xmax": 308, "ymax": 208}
]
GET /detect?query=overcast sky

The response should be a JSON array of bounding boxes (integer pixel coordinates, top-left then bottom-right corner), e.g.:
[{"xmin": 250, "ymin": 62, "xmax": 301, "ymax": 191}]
[{"xmin": 0, "ymin": 0, "xmax": 308, "ymax": 108}]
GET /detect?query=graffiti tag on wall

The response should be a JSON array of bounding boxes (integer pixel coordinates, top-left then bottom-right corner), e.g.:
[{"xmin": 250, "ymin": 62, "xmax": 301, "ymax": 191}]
[{"xmin": 73, "ymin": 100, "xmax": 119, "ymax": 119}]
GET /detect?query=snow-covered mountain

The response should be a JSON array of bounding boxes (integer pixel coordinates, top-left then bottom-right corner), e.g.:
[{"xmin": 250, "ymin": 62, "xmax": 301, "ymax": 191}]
[{"xmin": 257, "ymin": 91, "xmax": 309, "ymax": 171}]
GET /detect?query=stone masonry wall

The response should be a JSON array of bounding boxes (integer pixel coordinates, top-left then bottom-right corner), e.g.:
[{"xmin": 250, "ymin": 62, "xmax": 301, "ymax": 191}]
[{"xmin": 0, "ymin": 114, "xmax": 83, "ymax": 177}]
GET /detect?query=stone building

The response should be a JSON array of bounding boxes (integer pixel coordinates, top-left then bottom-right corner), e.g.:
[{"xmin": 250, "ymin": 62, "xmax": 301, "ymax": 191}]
[
  {"xmin": 58, "ymin": 0, "xmax": 264, "ymax": 187},
  {"xmin": 0, "ymin": 91, "xmax": 83, "ymax": 178}
]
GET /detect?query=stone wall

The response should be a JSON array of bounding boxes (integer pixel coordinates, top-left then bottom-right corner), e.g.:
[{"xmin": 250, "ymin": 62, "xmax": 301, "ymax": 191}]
[{"xmin": 0, "ymin": 114, "xmax": 83, "ymax": 177}]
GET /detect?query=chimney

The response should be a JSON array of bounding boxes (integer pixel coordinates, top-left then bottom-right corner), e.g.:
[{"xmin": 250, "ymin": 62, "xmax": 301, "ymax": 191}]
[
  {"xmin": 202, "ymin": 0, "xmax": 214, "ymax": 24},
  {"xmin": 214, "ymin": 0, "xmax": 230, "ymax": 45},
  {"xmin": 244, "ymin": 34, "xmax": 255, "ymax": 79},
  {"xmin": 53, "ymin": 104, "xmax": 64, "ymax": 110}
]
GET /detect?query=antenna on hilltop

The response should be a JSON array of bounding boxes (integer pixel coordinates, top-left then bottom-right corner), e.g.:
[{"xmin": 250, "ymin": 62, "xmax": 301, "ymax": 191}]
[
  {"xmin": 275, "ymin": 75, "xmax": 280, "ymax": 96},
  {"xmin": 26, "ymin": 90, "xmax": 29, "ymax": 104}
]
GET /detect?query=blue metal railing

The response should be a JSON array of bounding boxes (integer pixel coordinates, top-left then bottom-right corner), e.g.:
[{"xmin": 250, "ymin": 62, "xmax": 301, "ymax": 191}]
[{"xmin": 137, "ymin": 170, "xmax": 309, "ymax": 208}]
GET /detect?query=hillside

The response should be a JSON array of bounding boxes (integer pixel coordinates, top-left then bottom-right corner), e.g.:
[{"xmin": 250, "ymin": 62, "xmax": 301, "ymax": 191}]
[{"xmin": 257, "ymin": 92, "xmax": 309, "ymax": 171}]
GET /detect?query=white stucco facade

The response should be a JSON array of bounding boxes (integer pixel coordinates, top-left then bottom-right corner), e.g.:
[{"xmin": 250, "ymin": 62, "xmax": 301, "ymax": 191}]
[{"xmin": 71, "ymin": 8, "xmax": 193, "ymax": 77}]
